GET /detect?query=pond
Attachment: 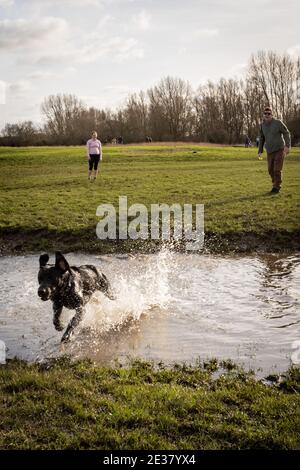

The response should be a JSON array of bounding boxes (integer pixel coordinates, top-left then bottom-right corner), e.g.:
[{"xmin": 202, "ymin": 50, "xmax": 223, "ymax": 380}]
[{"xmin": 0, "ymin": 250, "xmax": 299, "ymax": 375}]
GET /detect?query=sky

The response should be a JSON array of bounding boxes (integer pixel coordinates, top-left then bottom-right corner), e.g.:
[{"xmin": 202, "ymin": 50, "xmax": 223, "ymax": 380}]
[{"xmin": 0, "ymin": 0, "xmax": 299, "ymax": 129}]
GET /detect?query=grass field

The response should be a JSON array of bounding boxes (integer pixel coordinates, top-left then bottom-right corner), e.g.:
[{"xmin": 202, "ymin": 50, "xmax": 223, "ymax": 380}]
[
  {"xmin": 0, "ymin": 143, "xmax": 299, "ymax": 253},
  {"xmin": 0, "ymin": 358, "xmax": 299, "ymax": 450}
]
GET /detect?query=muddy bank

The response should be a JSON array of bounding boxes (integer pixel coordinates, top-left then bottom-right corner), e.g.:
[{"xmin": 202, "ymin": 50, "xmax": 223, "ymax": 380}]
[{"xmin": 0, "ymin": 227, "xmax": 300, "ymax": 255}]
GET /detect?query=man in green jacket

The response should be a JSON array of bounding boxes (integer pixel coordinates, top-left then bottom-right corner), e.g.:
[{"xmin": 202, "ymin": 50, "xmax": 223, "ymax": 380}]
[{"xmin": 258, "ymin": 106, "xmax": 291, "ymax": 193}]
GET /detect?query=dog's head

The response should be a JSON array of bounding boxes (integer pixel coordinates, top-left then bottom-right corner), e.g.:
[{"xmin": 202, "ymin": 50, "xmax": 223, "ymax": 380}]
[{"xmin": 38, "ymin": 252, "xmax": 70, "ymax": 301}]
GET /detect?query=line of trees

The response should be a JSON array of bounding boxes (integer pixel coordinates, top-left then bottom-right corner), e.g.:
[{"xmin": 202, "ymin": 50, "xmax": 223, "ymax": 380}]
[{"xmin": 1, "ymin": 51, "xmax": 299, "ymax": 146}]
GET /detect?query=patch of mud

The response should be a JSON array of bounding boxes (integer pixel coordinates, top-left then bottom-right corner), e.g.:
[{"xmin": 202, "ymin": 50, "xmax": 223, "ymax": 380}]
[{"xmin": 0, "ymin": 228, "xmax": 299, "ymax": 256}]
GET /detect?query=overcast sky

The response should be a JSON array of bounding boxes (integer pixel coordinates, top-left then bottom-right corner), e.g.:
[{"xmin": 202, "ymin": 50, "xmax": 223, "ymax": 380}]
[{"xmin": 0, "ymin": 0, "xmax": 299, "ymax": 129}]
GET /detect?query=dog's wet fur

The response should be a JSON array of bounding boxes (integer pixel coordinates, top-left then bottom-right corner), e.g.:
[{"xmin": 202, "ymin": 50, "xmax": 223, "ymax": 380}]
[{"xmin": 38, "ymin": 252, "xmax": 115, "ymax": 343}]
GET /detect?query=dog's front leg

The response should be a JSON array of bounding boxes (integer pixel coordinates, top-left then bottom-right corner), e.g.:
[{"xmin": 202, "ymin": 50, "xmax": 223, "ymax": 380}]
[
  {"xmin": 61, "ymin": 306, "xmax": 84, "ymax": 343},
  {"xmin": 53, "ymin": 301, "xmax": 64, "ymax": 331}
]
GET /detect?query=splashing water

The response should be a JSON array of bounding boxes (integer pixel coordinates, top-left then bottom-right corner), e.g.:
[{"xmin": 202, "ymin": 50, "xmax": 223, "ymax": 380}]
[{"xmin": 82, "ymin": 248, "xmax": 173, "ymax": 332}]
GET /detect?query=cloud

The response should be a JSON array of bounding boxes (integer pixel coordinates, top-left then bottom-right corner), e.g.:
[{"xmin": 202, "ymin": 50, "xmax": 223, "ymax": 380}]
[
  {"xmin": 178, "ymin": 47, "xmax": 188, "ymax": 56},
  {"xmin": 226, "ymin": 62, "xmax": 247, "ymax": 78},
  {"xmin": 287, "ymin": 44, "xmax": 300, "ymax": 58},
  {"xmin": 102, "ymin": 85, "xmax": 132, "ymax": 94},
  {"xmin": 42, "ymin": 0, "xmax": 103, "ymax": 7},
  {"xmin": 0, "ymin": 79, "xmax": 34, "ymax": 106},
  {"xmin": 1, "ymin": 14, "xmax": 143, "ymax": 67},
  {"xmin": 33, "ymin": 36, "xmax": 143, "ymax": 66},
  {"xmin": 26, "ymin": 0, "xmax": 102, "ymax": 8},
  {"xmin": 0, "ymin": 80, "xmax": 6, "ymax": 104},
  {"xmin": 76, "ymin": 27, "xmax": 144, "ymax": 63},
  {"xmin": 0, "ymin": 17, "xmax": 68, "ymax": 50},
  {"xmin": 8, "ymin": 80, "xmax": 33, "ymax": 97},
  {"xmin": 0, "ymin": 0, "xmax": 14, "ymax": 7},
  {"xmin": 80, "ymin": 85, "xmax": 134, "ymax": 108},
  {"xmin": 194, "ymin": 28, "xmax": 219, "ymax": 38},
  {"xmin": 28, "ymin": 71, "xmax": 62, "ymax": 80},
  {"xmin": 180, "ymin": 28, "xmax": 219, "ymax": 42},
  {"xmin": 56, "ymin": 0, "xmax": 100, "ymax": 4},
  {"xmin": 25, "ymin": 0, "xmax": 136, "ymax": 9},
  {"xmin": 27, "ymin": 69, "xmax": 76, "ymax": 80},
  {"xmin": 132, "ymin": 10, "xmax": 151, "ymax": 31}
]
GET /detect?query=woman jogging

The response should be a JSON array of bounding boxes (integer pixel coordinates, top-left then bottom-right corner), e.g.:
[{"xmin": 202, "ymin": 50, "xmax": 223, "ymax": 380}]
[{"xmin": 86, "ymin": 130, "xmax": 102, "ymax": 181}]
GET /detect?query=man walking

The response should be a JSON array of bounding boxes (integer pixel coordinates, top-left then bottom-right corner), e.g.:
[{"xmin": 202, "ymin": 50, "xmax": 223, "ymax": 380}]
[{"xmin": 258, "ymin": 106, "xmax": 291, "ymax": 193}]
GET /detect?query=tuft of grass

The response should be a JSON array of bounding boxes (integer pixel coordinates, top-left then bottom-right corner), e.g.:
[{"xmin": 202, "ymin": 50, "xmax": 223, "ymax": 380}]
[{"xmin": 0, "ymin": 358, "xmax": 299, "ymax": 450}]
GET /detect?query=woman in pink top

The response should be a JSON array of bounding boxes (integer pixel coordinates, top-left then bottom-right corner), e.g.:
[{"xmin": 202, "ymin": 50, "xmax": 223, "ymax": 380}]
[{"xmin": 86, "ymin": 130, "xmax": 102, "ymax": 181}]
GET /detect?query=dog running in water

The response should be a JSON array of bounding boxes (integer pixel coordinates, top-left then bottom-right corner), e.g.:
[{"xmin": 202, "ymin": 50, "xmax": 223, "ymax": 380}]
[{"xmin": 38, "ymin": 252, "xmax": 115, "ymax": 343}]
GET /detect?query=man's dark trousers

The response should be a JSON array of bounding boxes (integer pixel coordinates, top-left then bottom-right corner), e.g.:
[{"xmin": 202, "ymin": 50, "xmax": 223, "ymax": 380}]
[{"xmin": 267, "ymin": 148, "xmax": 285, "ymax": 189}]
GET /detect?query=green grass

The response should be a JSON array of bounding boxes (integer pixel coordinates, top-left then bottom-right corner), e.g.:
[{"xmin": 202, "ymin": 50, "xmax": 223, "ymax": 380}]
[
  {"xmin": 0, "ymin": 144, "xmax": 299, "ymax": 253},
  {"xmin": 0, "ymin": 358, "xmax": 299, "ymax": 450}
]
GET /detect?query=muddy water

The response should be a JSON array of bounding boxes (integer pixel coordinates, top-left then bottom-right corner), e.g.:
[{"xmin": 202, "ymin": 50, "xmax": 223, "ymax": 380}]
[{"xmin": 0, "ymin": 250, "xmax": 299, "ymax": 375}]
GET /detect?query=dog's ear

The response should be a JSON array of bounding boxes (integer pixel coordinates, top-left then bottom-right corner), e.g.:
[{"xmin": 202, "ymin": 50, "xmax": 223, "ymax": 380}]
[
  {"xmin": 39, "ymin": 253, "xmax": 49, "ymax": 267},
  {"xmin": 55, "ymin": 252, "xmax": 70, "ymax": 273}
]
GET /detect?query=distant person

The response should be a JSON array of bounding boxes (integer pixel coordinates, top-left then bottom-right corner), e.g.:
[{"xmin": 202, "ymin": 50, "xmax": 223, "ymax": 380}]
[
  {"xmin": 86, "ymin": 130, "xmax": 102, "ymax": 181},
  {"xmin": 258, "ymin": 106, "xmax": 291, "ymax": 194},
  {"xmin": 256, "ymin": 136, "xmax": 260, "ymax": 148}
]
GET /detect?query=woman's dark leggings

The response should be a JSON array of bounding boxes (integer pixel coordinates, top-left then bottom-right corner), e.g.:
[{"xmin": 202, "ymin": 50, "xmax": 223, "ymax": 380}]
[{"xmin": 89, "ymin": 154, "xmax": 100, "ymax": 171}]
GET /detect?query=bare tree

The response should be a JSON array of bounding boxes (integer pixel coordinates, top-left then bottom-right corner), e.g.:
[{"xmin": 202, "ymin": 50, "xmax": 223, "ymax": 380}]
[
  {"xmin": 242, "ymin": 78, "xmax": 265, "ymax": 139},
  {"xmin": 194, "ymin": 80, "xmax": 244, "ymax": 143},
  {"xmin": 218, "ymin": 79, "xmax": 244, "ymax": 143},
  {"xmin": 194, "ymin": 81, "xmax": 223, "ymax": 142},
  {"xmin": 248, "ymin": 51, "xmax": 298, "ymax": 120},
  {"xmin": 148, "ymin": 77, "xmax": 193, "ymax": 140},
  {"xmin": 123, "ymin": 91, "xmax": 149, "ymax": 142},
  {"xmin": 1, "ymin": 121, "xmax": 42, "ymax": 146},
  {"xmin": 41, "ymin": 94, "xmax": 86, "ymax": 143}
]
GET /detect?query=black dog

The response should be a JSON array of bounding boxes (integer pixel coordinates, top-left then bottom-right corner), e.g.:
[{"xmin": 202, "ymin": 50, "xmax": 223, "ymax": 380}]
[{"xmin": 38, "ymin": 252, "xmax": 115, "ymax": 343}]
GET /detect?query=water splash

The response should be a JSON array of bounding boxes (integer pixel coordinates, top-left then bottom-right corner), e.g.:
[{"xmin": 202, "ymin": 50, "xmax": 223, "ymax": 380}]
[{"xmin": 82, "ymin": 248, "xmax": 173, "ymax": 332}]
